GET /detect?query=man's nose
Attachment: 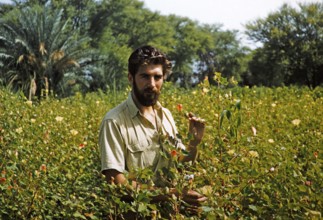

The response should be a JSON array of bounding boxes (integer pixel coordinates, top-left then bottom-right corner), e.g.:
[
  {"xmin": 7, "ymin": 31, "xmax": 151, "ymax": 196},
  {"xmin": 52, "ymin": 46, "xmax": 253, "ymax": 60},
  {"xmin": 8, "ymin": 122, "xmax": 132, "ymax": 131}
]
[{"xmin": 148, "ymin": 77, "xmax": 156, "ymax": 87}]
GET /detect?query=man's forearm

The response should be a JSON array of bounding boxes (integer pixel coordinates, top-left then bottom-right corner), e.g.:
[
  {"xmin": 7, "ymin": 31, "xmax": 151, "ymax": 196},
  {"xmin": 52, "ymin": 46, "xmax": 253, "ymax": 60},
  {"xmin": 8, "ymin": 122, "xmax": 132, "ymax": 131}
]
[{"xmin": 180, "ymin": 140, "xmax": 199, "ymax": 163}]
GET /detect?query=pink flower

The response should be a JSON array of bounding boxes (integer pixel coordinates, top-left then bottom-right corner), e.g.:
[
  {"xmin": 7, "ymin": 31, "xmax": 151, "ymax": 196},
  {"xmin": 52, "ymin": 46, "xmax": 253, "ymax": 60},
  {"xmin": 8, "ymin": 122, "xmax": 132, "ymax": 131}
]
[
  {"xmin": 0, "ymin": 177, "xmax": 6, "ymax": 184},
  {"xmin": 170, "ymin": 150, "xmax": 177, "ymax": 158},
  {"xmin": 176, "ymin": 104, "xmax": 183, "ymax": 112},
  {"xmin": 40, "ymin": 164, "xmax": 47, "ymax": 172}
]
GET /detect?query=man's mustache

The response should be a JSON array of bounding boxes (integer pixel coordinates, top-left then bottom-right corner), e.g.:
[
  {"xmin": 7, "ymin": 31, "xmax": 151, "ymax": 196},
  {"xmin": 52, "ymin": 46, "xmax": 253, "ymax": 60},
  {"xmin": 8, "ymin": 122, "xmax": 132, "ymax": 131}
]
[{"xmin": 144, "ymin": 88, "xmax": 160, "ymax": 94}]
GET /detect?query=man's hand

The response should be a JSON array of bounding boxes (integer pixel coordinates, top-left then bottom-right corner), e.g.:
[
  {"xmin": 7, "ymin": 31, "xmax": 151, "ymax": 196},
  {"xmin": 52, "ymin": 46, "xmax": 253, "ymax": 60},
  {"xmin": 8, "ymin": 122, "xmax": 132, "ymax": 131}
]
[
  {"xmin": 181, "ymin": 189, "xmax": 207, "ymax": 214},
  {"xmin": 103, "ymin": 169, "xmax": 127, "ymax": 185},
  {"xmin": 179, "ymin": 112, "xmax": 205, "ymax": 163},
  {"xmin": 187, "ymin": 112, "xmax": 205, "ymax": 146},
  {"xmin": 182, "ymin": 189, "xmax": 207, "ymax": 205}
]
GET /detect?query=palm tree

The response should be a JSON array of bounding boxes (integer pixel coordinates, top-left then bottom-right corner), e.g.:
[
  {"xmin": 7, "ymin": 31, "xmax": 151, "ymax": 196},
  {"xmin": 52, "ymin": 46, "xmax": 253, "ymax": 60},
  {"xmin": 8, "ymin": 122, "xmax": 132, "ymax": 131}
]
[{"xmin": 0, "ymin": 5, "xmax": 93, "ymax": 99}]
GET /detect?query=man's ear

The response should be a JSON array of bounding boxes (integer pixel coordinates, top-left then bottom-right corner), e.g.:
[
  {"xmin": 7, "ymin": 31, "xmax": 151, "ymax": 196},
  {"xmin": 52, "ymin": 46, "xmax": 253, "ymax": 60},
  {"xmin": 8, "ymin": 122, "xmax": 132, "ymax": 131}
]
[{"xmin": 128, "ymin": 72, "xmax": 133, "ymax": 85}]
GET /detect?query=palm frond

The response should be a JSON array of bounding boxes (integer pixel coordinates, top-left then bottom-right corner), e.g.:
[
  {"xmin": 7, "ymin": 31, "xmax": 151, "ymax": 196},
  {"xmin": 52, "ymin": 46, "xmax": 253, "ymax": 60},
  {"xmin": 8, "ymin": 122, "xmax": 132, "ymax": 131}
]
[
  {"xmin": 0, "ymin": 53, "xmax": 13, "ymax": 59},
  {"xmin": 14, "ymin": 38, "xmax": 32, "ymax": 54},
  {"xmin": 0, "ymin": 5, "xmax": 96, "ymax": 97}
]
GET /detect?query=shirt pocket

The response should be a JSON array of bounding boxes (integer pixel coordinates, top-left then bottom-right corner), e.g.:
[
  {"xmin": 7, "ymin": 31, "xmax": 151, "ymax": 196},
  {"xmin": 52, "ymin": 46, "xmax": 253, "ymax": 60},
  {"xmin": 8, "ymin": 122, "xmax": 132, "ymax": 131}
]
[{"xmin": 126, "ymin": 139, "xmax": 154, "ymax": 171}]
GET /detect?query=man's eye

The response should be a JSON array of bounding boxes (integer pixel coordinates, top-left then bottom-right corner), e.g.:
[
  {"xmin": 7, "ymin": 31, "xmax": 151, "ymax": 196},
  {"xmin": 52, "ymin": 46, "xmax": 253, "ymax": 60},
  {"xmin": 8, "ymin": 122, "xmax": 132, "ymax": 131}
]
[
  {"xmin": 155, "ymin": 76, "xmax": 162, "ymax": 80},
  {"xmin": 142, "ymin": 75, "xmax": 149, "ymax": 79}
]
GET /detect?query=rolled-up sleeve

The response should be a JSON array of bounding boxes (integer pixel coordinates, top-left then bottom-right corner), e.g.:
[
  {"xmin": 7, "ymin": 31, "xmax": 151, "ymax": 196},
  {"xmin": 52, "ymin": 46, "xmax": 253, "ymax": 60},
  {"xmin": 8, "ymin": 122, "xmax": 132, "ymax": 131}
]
[{"xmin": 99, "ymin": 119, "xmax": 125, "ymax": 173}]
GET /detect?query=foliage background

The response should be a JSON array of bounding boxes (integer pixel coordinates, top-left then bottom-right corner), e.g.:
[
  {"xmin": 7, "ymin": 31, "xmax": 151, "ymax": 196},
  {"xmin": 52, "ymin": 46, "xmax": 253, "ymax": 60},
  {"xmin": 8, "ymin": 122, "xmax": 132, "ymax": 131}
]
[
  {"xmin": 1, "ymin": 85, "xmax": 322, "ymax": 219},
  {"xmin": 0, "ymin": 0, "xmax": 322, "ymax": 99},
  {"xmin": 0, "ymin": 0, "xmax": 322, "ymax": 219}
]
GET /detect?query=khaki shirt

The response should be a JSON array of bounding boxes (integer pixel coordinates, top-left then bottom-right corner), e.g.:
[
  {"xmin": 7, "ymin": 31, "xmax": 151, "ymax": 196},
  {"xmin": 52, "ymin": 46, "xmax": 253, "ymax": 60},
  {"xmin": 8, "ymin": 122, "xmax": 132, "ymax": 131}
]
[{"xmin": 99, "ymin": 93, "xmax": 185, "ymax": 182}]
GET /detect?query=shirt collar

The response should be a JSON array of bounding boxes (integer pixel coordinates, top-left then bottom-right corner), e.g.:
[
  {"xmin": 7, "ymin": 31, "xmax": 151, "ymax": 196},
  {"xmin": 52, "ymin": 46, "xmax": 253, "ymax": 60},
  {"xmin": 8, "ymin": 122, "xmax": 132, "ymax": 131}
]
[{"xmin": 126, "ymin": 92, "xmax": 162, "ymax": 118}]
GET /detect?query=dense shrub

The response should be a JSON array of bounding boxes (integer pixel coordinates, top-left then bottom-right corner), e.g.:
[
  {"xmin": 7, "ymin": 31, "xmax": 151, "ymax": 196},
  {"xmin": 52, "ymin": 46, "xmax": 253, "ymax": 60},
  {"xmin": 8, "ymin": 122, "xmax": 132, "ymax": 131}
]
[{"xmin": 1, "ymin": 84, "xmax": 322, "ymax": 219}]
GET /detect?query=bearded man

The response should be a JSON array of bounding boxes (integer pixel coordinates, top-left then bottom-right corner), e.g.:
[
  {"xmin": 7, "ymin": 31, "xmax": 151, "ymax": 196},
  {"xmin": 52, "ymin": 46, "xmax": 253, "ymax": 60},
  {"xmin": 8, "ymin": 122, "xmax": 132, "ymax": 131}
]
[{"xmin": 99, "ymin": 45, "xmax": 206, "ymax": 216}]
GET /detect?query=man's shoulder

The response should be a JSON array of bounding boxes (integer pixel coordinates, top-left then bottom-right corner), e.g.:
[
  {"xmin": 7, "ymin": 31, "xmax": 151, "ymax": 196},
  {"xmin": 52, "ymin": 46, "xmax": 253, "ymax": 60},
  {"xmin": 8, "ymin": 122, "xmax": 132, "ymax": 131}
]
[
  {"xmin": 103, "ymin": 100, "xmax": 128, "ymax": 121},
  {"xmin": 160, "ymin": 106, "xmax": 173, "ymax": 118}
]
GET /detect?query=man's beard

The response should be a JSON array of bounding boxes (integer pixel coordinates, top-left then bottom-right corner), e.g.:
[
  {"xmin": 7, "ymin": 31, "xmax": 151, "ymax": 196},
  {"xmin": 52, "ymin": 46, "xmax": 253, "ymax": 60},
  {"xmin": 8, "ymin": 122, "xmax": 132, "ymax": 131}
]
[{"xmin": 133, "ymin": 81, "xmax": 160, "ymax": 107}]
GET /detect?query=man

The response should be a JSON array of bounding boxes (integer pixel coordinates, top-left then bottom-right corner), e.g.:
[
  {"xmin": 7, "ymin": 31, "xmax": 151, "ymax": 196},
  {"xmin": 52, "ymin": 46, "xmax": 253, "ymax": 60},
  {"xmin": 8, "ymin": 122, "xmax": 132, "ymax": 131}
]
[{"xmin": 99, "ymin": 45, "xmax": 207, "ymax": 214}]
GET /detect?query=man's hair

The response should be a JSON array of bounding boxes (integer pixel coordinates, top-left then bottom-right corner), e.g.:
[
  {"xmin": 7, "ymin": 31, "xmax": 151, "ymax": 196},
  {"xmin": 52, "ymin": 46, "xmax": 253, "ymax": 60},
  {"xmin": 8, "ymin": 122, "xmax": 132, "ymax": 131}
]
[{"xmin": 128, "ymin": 45, "xmax": 172, "ymax": 78}]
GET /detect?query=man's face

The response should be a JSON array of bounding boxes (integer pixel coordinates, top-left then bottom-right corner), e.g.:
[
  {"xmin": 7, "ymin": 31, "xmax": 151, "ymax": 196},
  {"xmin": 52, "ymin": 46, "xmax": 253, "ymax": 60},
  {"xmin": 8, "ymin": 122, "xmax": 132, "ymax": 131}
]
[{"xmin": 129, "ymin": 64, "xmax": 164, "ymax": 107}]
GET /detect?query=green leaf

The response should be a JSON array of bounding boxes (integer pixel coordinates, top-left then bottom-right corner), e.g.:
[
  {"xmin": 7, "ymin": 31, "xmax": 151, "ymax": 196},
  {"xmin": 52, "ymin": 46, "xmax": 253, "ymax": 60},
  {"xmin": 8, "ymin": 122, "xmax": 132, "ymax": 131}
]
[
  {"xmin": 229, "ymin": 127, "xmax": 236, "ymax": 138},
  {"xmin": 138, "ymin": 203, "xmax": 147, "ymax": 212},
  {"xmin": 226, "ymin": 110, "xmax": 231, "ymax": 120},
  {"xmin": 220, "ymin": 109, "xmax": 231, "ymax": 128},
  {"xmin": 73, "ymin": 211, "xmax": 86, "ymax": 219},
  {"xmin": 249, "ymin": 205, "xmax": 258, "ymax": 211},
  {"xmin": 220, "ymin": 110, "xmax": 226, "ymax": 128},
  {"xmin": 202, "ymin": 206, "xmax": 214, "ymax": 212},
  {"xmin": 237, "ymin": 115, "xmax": 242, "ymax": 127},
  {"xmin": 235, "ymin": 99, "xmax": 241, "ymax": 110}
]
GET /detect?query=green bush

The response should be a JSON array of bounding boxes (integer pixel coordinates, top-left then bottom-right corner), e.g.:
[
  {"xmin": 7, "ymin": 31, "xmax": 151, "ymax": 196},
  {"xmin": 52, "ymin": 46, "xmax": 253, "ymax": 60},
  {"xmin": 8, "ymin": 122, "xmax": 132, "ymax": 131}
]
[{"xmin": 0, "ymin": 84, "xmax": 322, "ymax": 219}]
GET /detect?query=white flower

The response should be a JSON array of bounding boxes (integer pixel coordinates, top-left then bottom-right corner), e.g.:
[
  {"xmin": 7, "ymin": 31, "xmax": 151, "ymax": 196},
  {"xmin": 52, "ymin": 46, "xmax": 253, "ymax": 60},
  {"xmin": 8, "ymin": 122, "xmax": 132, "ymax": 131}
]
[
  {"xmin": 31, "ymin": 118, "xmax": 36, "ymax": 123},
  {"xmin": 227, "ymin": 149, "xmax": 235, "ymax": 156},
  {"xmin": 248, "ymin": 150, "xmax": 259, "ymax": 158},
  {"xmin": 70, "ymin": 129, "xmax": 78, "ymax": 136},
  {"xmin": 55, "ymin": 116, "xmax": 64, "ymax": 122},
  {"xmin": 270, "ymin": 167, "xmax": 275, "ymax": 172},
  {"xmin": 15, "ymin": 127, "xmax": 23, "ymax": 134},
  {"xmin": 268, "ymin": 139, "xmax": 274, "ymax": 143},
  {"xmin": 202, "ymin": 88, "xmax": 209, "ymax": 94},
  {"xmin": 25, "ymin": 100, "xmax": 32, "ymax": 106},
  {"xmin": 292, "ymin": 119, "xmax": 301, "ymax": 126},
  {"xmin": 184, "ymin": 174, "xmax": 194, "ymax": 181}
]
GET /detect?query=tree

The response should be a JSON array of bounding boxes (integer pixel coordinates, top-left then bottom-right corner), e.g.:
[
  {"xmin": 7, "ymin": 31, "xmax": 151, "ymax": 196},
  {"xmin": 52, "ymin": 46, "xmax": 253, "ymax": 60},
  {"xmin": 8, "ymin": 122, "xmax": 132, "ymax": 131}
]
[
  {"xmin": 0, "ymin": 5, "xmax": 93, "ymax": 99},
  {"xmin": 51, "ymin": 0, "xmax": 96, "ymax": 34},
  {"xmin": 89, "ymin": 0, "xmax": 176, "ymax": 90},
  {"xmin": 88, "ymin": 0, "xmax": 248, "ymax": 89},
  {"xmin": 196, "ymin": 24, "xmax": 248, "ymax": 85},
  {"xmin": 166, "ymin": 16, "xmax": 204, "ymax": 87},
  {"xmin": 10, "ymin": 0, "xmax": 96, "ymax": 33},
  {"xmin": 1, "ymin": 0, "xmax": 250, "ymax": 92},
  {"xmin": 245, "ymin": 48, "xmax": 285, "ymax": 86},
  {"xmin": 245, "ymin": 3, "xmax": 323, "ymax": 88},
  {"xmin": 0, "ymin": 2, "xmax": 14, "ymax": 17}
]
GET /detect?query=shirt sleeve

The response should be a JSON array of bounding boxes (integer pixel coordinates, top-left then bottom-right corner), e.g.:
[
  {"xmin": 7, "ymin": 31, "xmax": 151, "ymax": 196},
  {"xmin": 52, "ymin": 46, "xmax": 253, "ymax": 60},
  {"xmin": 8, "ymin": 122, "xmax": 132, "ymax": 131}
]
[{"xmin": 99, "ymin": 119, "xmax": 125, "ymax": 173}]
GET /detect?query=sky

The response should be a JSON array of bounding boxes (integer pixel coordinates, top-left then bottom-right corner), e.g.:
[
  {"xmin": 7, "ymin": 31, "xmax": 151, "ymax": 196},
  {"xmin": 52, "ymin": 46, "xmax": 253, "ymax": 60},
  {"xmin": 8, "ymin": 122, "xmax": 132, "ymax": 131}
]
[
  {"xmin": 142, "ymin": 0, "xmax": 319, "ymax": 31},
  {"xmin": 142, "ymin": 0, "xmax": 320, "ymax": 47},
  {"xmin": 1, "ymin": 0, "xmax": 319, "ymax": 31},
  {"xmin": 0, "ymin": 0, "xmax": 10, "ymax": 4}
]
